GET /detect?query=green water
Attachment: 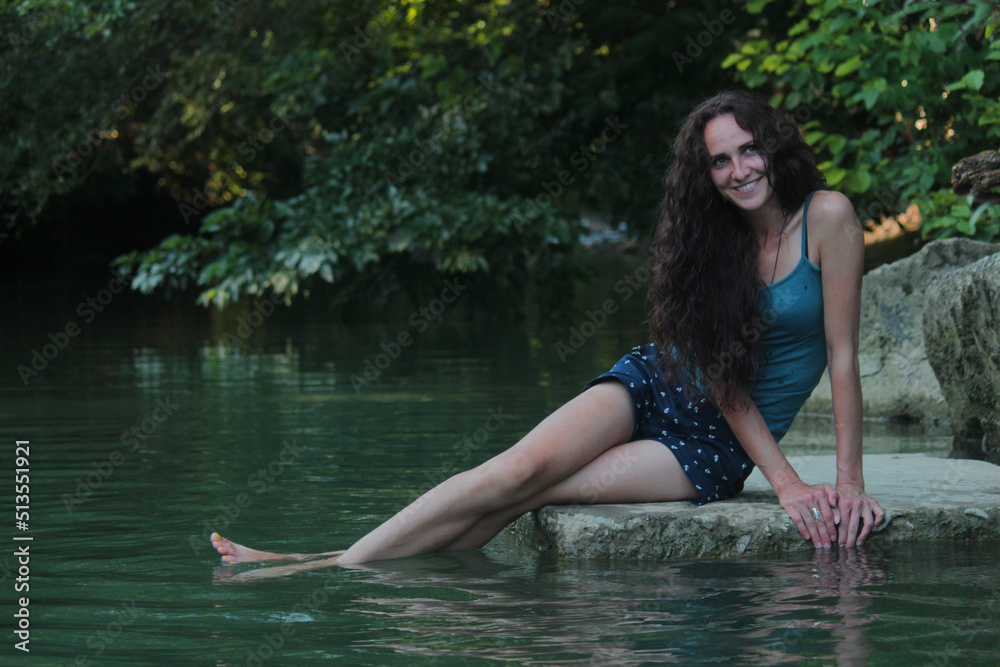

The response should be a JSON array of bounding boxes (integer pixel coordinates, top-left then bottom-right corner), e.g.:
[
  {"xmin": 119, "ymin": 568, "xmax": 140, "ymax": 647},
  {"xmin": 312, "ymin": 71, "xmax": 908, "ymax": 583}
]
[{"xmin": 2, "ymin": 279, "xmax": 998, "ymax": 666}]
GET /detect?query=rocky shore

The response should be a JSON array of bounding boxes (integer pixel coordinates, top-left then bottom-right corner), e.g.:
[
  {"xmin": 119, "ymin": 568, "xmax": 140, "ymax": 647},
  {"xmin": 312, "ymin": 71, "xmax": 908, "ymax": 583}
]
[
  {"xmin": 801, "ymin": 238, "xmax": 1000, "ymax": 422},
  {"xmin": 506, "ymin": 454, "xmax": 1000, "ymax": 559}
]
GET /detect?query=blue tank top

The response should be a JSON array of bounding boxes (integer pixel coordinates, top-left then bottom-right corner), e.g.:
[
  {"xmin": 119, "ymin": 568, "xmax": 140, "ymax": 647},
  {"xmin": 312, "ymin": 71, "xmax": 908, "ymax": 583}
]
[{"xmin": 752, "ymin": 192, "xmax": 827, "ymax": 442}]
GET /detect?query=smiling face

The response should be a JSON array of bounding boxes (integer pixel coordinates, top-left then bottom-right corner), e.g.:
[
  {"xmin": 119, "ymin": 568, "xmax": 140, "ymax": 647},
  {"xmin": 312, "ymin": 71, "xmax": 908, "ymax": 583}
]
[{"xmin": 703, "ymin": 113, "xmax": 775, "ymax": 214}]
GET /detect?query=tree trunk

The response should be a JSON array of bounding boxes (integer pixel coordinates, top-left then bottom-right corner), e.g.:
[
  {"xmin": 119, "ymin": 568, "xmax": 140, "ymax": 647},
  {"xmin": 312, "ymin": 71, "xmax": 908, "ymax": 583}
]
[{"xmin": 952, "ymin": 150, "xmax": 1000, "ymax": 204}]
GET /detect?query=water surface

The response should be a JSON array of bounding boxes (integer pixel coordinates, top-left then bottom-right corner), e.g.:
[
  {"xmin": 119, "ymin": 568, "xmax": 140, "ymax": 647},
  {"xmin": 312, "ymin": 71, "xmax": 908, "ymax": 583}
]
[{"xmin": 2, "ymin": 280, "xmax": 996, "ymax": 666}]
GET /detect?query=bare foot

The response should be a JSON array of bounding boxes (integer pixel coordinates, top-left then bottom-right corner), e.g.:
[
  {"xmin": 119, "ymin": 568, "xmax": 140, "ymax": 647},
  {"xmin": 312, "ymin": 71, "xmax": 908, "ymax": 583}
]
[
  {"xmin": 212, "ymin": 533, "xmax": 292, "ymax": 563},
  {"xmin": 211, "ymin": 533, "xmax": 345, "ymax": 564}
]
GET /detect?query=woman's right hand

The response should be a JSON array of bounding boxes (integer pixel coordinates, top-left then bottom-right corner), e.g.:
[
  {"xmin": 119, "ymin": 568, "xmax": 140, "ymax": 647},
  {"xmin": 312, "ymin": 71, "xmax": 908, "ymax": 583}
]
[{"xmin": 777, "ymin": 479, "xmax": 840, "ymax": 548}]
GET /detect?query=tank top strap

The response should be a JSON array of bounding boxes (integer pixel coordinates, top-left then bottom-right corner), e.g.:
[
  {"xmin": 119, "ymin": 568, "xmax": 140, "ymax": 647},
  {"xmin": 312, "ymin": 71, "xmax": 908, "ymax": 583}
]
[{"xmin": 801, "ymin": 191, "xmax": 816, "ymax": 262}]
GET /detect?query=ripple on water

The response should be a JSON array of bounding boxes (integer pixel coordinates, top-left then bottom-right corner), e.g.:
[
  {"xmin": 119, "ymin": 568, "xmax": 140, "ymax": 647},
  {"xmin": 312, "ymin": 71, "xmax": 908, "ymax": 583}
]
[{"xmin": 2, "ymin": 290, "xmax": 995, "ymax": 666}]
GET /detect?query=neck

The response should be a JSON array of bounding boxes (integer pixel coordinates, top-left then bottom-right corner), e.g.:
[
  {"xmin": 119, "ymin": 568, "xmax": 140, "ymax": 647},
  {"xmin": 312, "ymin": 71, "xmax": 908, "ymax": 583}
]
[{"xmin": 743, "ymin": 200, "xmax": 787, "ymax": 241}]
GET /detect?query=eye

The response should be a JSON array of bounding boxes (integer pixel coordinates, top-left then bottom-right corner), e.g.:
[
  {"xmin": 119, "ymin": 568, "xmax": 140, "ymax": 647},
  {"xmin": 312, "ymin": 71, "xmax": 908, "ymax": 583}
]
[
  {"xmin": 711, "ymin": 156, "xmax": 728, "ymax": 167},
  {"xmin": 744, "ymin": 144, "xmax": 758, "ymax": 155}
]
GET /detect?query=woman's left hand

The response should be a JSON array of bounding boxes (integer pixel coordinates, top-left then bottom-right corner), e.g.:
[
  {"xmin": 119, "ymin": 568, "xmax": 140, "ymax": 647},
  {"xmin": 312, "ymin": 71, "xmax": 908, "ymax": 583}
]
[{"xmin": 834, "ymin": 483, "xmax": 885, "ymax": 547}]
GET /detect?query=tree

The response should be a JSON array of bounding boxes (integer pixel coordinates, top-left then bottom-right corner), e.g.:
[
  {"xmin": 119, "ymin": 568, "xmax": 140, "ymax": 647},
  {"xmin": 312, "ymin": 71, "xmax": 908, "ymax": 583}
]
[
  {"xmin": 721, "ymin": 0, "xmax": 1000, "ymax": 239},
  {"xmin": 2, "ymin": 1, "xmax": 760, "ymax": 313}
]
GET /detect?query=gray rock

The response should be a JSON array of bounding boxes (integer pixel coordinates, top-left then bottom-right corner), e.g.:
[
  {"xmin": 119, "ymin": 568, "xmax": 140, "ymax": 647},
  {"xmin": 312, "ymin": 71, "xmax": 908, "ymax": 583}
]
[
  {"xmin": 801, "ymin": 238, "xmax": 1000, "ymax": 421},
  {"xmin": 504, "ymin": 454, "xmax": 1000, "ymax": 559},
  {"xmin": 923, "ymin": 251, "xmax": 1000, "ymax": 450}
]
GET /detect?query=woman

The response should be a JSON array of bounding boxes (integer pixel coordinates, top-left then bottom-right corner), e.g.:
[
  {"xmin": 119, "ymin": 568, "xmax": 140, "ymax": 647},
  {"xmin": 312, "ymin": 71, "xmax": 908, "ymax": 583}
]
[{"xmin": 213, "ymin": 90, "xmax": 884, "ymax": 569}]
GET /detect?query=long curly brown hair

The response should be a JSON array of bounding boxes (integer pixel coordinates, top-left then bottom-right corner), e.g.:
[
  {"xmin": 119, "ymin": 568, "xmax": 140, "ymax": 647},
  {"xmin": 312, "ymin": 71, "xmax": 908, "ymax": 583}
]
[{"xmin": 648, "ymin": 90, "xmax": 825, "ymax": 411}]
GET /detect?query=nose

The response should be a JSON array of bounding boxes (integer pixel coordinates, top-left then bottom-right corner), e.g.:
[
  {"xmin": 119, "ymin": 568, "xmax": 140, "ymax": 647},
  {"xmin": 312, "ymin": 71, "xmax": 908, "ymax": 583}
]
[{"xmin": 731, "ymin": 157, "xmax": 748, "ymax": 181}]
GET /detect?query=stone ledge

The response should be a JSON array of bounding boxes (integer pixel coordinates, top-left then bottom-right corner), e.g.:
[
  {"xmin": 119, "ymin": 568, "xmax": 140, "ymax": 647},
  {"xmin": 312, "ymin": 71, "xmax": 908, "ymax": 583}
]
[{"xmin": 506, "ymin": 454, "xmax": 1000, "ymax": 559}]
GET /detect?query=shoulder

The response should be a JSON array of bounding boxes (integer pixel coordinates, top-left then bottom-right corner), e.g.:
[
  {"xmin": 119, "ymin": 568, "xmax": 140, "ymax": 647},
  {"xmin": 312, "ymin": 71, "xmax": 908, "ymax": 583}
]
[
  {"xmin": 806, "ymin": 190, "xmax": 863, "ymax": 256},
  {"xmin": 806, "ymin": 190, "xmax": 857, "ymax": 224}
]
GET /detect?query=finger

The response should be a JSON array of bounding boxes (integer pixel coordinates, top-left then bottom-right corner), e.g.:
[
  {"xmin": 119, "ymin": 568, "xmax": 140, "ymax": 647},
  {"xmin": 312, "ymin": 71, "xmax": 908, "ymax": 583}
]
[
  {"xmin": 835, "ymin": 499, "xmax": 848, "ymax": 545},
  {"xmin": 846, "ymin": 504, "xmax": 862, "ymax": 547},
  {"xmin": 859, "ymin": 503, "xmax": 886, "ymax": 546},
  {"xmin": 816, "ymin": 485, "xmax": 837, "ymax": 545},
  {"xmin": 826, "ymin": 486, "xmax": 842, "ymax": 525},
  {"xmin": 788, "ymin": 507, "xmax": 811, "ymax": 541},
  {"xmin": 804, "ymin": 503, "xmax": 828, "ymax": 548},
  {"xmin": 871, "ymin": 500, "xmax": 886, "ymax": 528},
  {"xmin": 836, "ymin": 500, "xmax": 853, "ymax": 546},
  {"xmin": 837, "ymin": 495, "xmax": 862, "ymax": 547},
  {"xmin": 811, "ymin": 493, "xmax": 834, "ymax": 548},
  {"xmin": 820, "ymin": 498, "xmax": 837, "ymax": 545},
  {"xmin": 855, "ymin": 507, "xmax": 873, "ymax": 546},
  {"xmin": 856, "ymin": 500, "xmax": 881, "ymax": 545},
  {"xmin": 857, "ymin": 498, "xmax": 885, "ymax": 545}
]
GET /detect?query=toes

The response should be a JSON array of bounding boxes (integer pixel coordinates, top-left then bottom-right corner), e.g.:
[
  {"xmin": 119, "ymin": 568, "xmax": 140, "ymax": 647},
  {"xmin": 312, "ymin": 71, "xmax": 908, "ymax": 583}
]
[{"xmin": 211, "ymin": 533, "xmax": 233, "ymax": 557}]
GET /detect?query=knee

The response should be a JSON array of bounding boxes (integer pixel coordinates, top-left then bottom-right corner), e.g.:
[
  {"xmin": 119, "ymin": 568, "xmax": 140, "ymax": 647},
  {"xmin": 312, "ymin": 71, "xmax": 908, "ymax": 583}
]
[{"xmin": 472, "ymin": 450, "xmax": 551, "ymax": 504}]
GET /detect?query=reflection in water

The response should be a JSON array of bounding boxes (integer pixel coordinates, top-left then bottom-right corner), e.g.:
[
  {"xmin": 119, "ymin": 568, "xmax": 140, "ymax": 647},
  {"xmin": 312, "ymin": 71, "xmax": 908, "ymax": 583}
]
[
  {"xmin": 3, "ymin": 282, "xmax": 997, "ymax": 666},
  {"xmin": 737, "ymin": 548, "xmax": 883, "ymax": 666},
  {"xmin": 214, "ymin": 546, "xmax": 886, "ymax": 665}
]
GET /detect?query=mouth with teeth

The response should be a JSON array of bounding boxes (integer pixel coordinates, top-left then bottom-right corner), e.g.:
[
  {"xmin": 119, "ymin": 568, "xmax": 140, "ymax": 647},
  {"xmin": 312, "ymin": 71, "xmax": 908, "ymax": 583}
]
[{"xmin": 733, "ymin": 178, "xmax": 762, "ymax": 194}]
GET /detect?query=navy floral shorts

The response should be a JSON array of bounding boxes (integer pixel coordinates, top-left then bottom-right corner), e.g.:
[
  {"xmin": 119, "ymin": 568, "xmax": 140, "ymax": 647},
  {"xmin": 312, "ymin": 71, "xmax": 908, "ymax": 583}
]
[{"xmin": 583, "ymin": 344, "xmax": 755, "ymax": 505}]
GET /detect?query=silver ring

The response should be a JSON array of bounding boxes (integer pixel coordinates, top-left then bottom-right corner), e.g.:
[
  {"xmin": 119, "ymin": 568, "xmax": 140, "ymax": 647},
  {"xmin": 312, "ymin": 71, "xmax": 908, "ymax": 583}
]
[{"xmin": 810, "ymin": 507, "xmax": 821, "ymax": 521}]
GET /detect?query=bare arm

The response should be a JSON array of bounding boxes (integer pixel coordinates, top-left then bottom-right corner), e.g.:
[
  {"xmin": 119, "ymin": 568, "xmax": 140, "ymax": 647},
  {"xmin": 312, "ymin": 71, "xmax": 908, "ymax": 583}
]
[
  {"xmin": 722, "ymin": 400, "xmax": 839, "ymax": 548},
  {"xmin": 813, "ymin": 191, "xmax": 885, "ymax": 546},
  {"xmin": 720, "ymin": 191, "xmax": 887, "ymax": 549}
]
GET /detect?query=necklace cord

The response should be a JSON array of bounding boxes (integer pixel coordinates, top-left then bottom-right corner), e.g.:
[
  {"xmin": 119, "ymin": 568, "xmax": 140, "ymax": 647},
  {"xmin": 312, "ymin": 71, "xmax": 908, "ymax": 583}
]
[{"xmin": 768, "ymin": 214, "xmax": 790, "ymax": 285}]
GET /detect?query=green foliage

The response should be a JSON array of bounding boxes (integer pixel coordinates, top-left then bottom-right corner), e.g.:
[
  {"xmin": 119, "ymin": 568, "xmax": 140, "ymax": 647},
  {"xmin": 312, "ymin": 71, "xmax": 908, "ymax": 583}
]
[
  {"xmin": 9, "ymin": 0, "xmax": 1000, "ymax": 310},
  {"xmin": 1, "ymin": 0, "xmax": 313, "ymax": 224},
  {"xmin": 116, "ymin": 117, "xmax": 585, "ymax": 317},
  {"xmin": 4, "ymin": 0, "xmax": 759, "ymax": 312},
  {"xmin": 722, "ymin": 0, "xmax": 1000, "ymax": 240},
  {"xmin": 911, "ymin": 190, "xmax": 1000, "ymax": 241}
]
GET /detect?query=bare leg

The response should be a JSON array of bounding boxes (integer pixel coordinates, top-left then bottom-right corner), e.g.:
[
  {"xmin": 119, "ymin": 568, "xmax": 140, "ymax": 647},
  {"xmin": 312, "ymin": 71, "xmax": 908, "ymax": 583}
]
[
  {"xmin": 214, "ymin": 382, "xmax": 695, "ymax": 568},
  {"xmin": 437, "ymin": 439, "xmax": 697, "ymax": 552},
  {"xmin": 220, "ymin": 439, "xmax": 697, "ymax": 580},
  {"xmin": 334, "ymin": 382, "xmax": 637, "ymax": 564},
  {"xmin": 213, "ymin": 382, "xmax": 632, "ymax": 564}
]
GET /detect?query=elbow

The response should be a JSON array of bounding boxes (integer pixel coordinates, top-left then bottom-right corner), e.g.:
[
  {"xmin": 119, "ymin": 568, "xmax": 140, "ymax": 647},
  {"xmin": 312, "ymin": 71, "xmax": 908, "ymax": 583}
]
[
  {"xmin": 826, "ymin": 331, "xmax": 859, "ymax": 366},
  {"xmin": 827, "ymin": 344, "xmax": 860, "ymax": 380}
]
